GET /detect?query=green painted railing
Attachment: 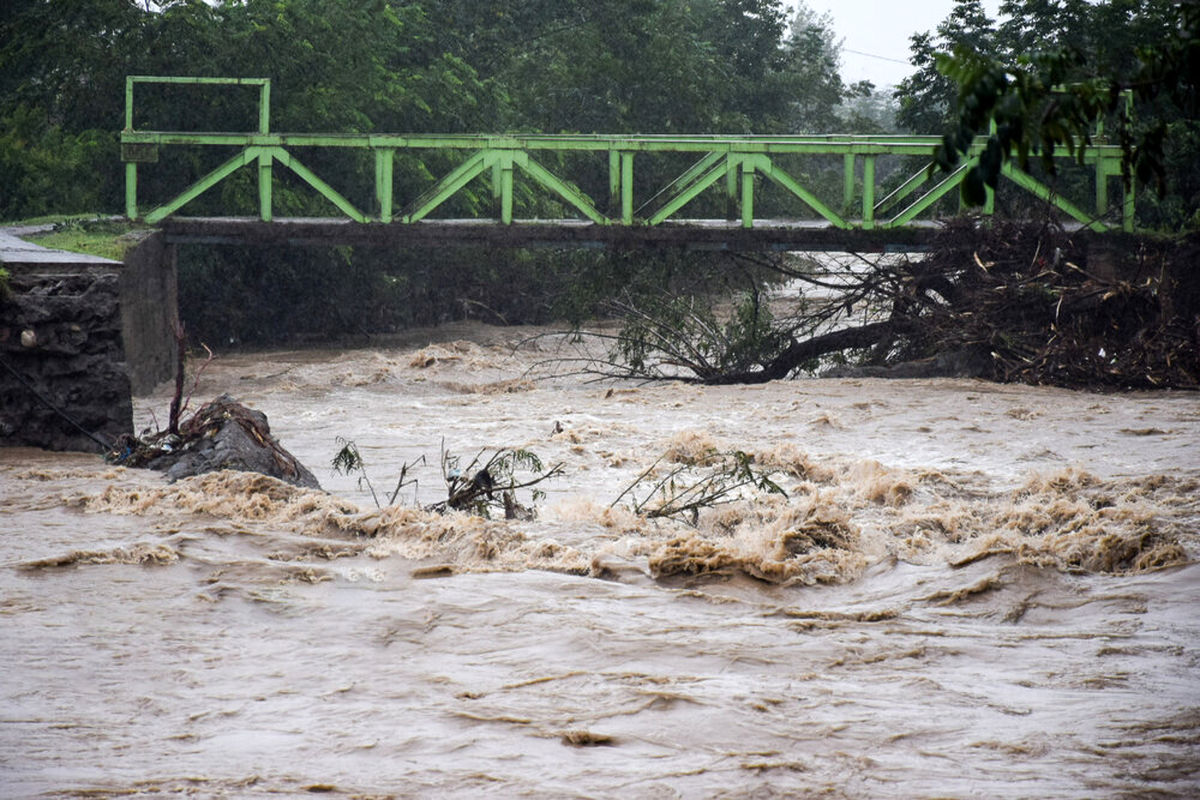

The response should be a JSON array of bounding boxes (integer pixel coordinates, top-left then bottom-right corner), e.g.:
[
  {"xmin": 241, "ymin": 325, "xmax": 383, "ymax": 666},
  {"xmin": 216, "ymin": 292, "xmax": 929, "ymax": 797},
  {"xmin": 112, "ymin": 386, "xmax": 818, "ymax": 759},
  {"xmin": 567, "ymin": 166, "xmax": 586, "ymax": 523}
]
[{"xmin": 122, "ymin": 76, "xmax": 1133, "ymax": 232}]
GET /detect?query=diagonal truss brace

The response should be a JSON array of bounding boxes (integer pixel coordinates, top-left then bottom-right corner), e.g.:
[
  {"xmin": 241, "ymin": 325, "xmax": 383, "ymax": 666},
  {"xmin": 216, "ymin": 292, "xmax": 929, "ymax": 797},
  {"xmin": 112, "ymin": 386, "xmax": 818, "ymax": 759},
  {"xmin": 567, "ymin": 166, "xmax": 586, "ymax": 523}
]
[
  {"xmin": 646, "ymin": 152, "xmax": 851, "ymax": 229},
  {"xmin": 999, "ymin": 163, "xmax": 1108, "ymax": 232},
  {"xmin": 143, "ymin": 147, "xmax": 264, "ymax": 224},
  {"xmin": 746, "ymin": 155, "xmax": 851, "ymax": 229},
  {"xmin": 402, "ymin": 149, "xmax": 607, "ymax": 224},
  {"xmin": 886, "ymin": 161, "xmax": 973, "ymax": 228},
  {"xmin": 270, "ymin": 148, "xmax": 368, "ymax": 222},
  {"xmin": 142, "ymin": 145, "xmax": 370, "ymax": 223}
]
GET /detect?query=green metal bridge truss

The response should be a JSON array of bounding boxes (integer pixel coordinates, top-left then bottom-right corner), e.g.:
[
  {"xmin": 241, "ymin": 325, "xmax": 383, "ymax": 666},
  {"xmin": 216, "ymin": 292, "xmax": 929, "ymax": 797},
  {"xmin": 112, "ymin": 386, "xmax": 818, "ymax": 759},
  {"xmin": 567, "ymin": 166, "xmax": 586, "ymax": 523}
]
[{"xmin": 122, "ymin": 76, "xmax": 1133, "ymax": 233}]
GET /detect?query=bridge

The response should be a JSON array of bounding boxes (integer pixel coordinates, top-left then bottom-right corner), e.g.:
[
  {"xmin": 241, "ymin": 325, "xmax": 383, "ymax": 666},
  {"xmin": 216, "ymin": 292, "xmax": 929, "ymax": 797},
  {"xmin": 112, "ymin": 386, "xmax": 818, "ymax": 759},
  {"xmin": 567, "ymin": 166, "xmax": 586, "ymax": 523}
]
[{"xmin": 122, "ymin": 76, "xmax": 1133, "ymax": 250}]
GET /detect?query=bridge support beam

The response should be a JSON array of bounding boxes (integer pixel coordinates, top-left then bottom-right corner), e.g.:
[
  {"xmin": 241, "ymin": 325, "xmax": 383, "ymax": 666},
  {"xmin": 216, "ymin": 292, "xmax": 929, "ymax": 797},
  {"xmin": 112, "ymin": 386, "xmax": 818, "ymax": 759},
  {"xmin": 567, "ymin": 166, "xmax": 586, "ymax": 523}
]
[
  {"xmin": 609, "ymin": 151, "xmax": 619, "ymax": 214},
  {"xmin": 621, "ymin": 152, "xmax": 634, "ymax": 225},
  {"xmin": 257, "ymin": 149, "xmax": 273, "ymax": 222},
  {"xmin": 375, "ymin": 149, "xmax": 394, "ymax": 223},
  {"xmin": 125, "ymin": 162, "xmax": 138, "ymax": 220},
  {"xmin": 741, "ymin": 160, "xmax": 755, "ymax": 228},
  {"xmin": 727, "ymin": 158, "xmax": 740, "ymax": 221},
  {"xmin": 607, "ymin": 151, "xmax": 635, "ymax": 223},
  {"xmin": 843, "ymin": 153, "xmax": 855, "ymax": 213},
  {"xmin": 498, "ymin": 152, "xmax": 514, "ymax": 225},
  {"xmin": 862, "ymin": 156, "xmax": 875, "ymax": 230}
]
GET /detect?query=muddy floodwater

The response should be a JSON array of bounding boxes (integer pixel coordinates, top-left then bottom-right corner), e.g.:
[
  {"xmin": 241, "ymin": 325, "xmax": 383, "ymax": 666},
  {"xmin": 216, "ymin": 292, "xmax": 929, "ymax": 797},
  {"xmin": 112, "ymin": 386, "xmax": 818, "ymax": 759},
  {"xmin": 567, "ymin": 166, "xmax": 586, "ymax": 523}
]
[{"xmin": 2, "ymin": 321, "xmax": 1198, "ymax": 798}]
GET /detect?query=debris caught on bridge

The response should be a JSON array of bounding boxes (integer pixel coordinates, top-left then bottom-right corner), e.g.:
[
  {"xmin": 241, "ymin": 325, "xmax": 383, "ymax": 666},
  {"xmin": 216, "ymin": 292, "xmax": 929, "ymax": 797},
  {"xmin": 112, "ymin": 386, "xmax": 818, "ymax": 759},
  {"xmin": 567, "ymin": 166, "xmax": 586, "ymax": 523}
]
[
  {"xmin": 912, "ymin": 220, "xmax": 1198, "ymax": 389},
  {"xmin": 107, "ymin": 328, "xmax": 319, "ymax": 487},
  {"xmin": 555, "ymin": 220, "xmax": 1198, "ymax": 391}
]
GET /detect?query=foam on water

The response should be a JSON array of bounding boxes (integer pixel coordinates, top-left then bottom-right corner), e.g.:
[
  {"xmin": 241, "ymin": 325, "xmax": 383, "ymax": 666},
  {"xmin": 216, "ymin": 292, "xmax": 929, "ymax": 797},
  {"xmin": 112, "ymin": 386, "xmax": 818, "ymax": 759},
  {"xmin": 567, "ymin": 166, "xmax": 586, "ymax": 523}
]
[{"xmin": 2, "ymin": 322, "xmax": 1198, "ymax": 798}]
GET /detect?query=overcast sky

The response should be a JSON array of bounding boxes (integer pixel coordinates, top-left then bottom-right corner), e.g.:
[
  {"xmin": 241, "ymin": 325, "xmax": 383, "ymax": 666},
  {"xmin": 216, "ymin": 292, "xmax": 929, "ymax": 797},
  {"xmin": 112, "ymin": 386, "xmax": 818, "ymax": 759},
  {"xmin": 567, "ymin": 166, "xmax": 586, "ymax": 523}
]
[{"xmin": 790, "ymin": 0, "xmax": 1004, "ymax": 88}]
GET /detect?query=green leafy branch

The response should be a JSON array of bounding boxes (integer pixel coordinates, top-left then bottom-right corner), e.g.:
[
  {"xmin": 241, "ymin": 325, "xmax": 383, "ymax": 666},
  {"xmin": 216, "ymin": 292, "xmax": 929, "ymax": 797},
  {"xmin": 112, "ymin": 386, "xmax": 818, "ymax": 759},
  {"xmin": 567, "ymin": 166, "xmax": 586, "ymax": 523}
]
[
  {"xmin": 432, "ymin": 442, "xmax": 565, "ymax": 519},
  {"xmin": 932, "ymin": 2, "xmax": 1198, "ymax": 205},
  {"xmin": 612, "ymin": 449, "xmax": 787, "ymax": 525},
  {"xmin": 331, "ymin": 437, "xmax": 424, "ymax": 508}
]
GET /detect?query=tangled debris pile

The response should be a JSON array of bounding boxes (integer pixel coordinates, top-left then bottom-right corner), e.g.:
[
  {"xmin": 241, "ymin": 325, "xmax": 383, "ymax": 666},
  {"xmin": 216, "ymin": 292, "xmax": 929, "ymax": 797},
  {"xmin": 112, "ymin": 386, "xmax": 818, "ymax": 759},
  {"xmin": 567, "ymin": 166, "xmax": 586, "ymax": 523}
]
[
  {"xmin": 907, "ymin": 221, "xmax": 1200, "ymax": 389},
  {"xmin": 577, "ymin": 221, "xmax": 1198, "ymax": 390},
  {"xmin": 110, "ymin": 393, "xmax": 320, "ymax": 489}
]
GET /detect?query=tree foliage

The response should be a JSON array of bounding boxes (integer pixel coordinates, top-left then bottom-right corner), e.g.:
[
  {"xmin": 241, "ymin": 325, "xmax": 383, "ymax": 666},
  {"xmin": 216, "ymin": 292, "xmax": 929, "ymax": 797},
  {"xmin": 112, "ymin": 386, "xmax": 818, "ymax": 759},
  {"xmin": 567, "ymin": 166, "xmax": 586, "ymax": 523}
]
[
  {"xmin": 0, "ymin": 0, "xmax": 873, "ymax": 220},
  {"xmin": 897, "ymin": 0, "xmax": 1199, "ymax": 226},
  {"xmin": 0, "ymin": 0, "xmax": 892, "ymax": 348}
]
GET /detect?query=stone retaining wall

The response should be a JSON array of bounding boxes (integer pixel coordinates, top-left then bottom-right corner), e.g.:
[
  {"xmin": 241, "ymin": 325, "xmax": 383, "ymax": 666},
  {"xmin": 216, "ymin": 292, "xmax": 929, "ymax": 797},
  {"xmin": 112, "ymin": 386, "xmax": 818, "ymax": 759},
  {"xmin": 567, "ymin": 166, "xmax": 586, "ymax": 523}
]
[{"xmin": 0, "ymin": 231, "xmax": 177, "ymax": 452}]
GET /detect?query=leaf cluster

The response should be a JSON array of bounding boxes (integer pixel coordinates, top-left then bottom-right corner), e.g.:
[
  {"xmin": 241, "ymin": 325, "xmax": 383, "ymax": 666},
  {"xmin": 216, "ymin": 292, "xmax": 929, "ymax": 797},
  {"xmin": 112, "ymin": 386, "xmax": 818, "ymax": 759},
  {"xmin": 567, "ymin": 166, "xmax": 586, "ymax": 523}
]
[
  {"xmin": 609, "ymin": 287, "xmax": 792, "ymax": 382},
  {"xmin": 332, "ymin": 436, "xmax": 423, "ymax": 508},
  {"xmin": 543, "ymin": 252, "xmax": 903, "ymax": 385},
  {"xmin": 1, "ymin": 0, "xmax": 878, "ymax": 222},
  {"xmin": 334, "ymin": 438, "xmax": 564, "ymax": 518},
  {"xmin": 905, "ymin": 0, "xmax": 1199, "ymax": 219},
  {"xmin": 434, "ymin": 445, "xmax": 564, "ymax": 519},
  {"xmin": 613, "ymin": 449, "xmax": 786, "ymax": 525}
]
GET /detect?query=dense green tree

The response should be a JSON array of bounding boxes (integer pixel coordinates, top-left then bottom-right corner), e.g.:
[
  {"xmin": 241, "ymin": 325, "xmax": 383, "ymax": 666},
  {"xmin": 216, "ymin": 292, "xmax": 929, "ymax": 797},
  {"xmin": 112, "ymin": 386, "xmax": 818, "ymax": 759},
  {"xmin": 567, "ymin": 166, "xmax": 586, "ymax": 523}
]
[
  {"xmin": 430, "ymin": 0, "xmax": 801, "ymax": 134},
  {"xmin": 782, "ymin": 3, "xmax": 865, "ymax": 133},
  {"xmin": 894, "ymin": 0, "xmax": 997, "ymax": 134},
  {"xmin": 896, "ymin": 0, "xmax": 1198, "ymax": 228},
  {"xmin": 0, "ymin": 0, "xmax": 154, "ymax": 214},
  {"xmin": 2, "ymin": 0, "xmax": 864, "ymax": 218},
  {"xmin": 838, "ymin": 88, "xmax": 900, "ymax": 135},
  {"xmin": 0, "ymin": 0, "xmax": 511, "ymax": 216}
]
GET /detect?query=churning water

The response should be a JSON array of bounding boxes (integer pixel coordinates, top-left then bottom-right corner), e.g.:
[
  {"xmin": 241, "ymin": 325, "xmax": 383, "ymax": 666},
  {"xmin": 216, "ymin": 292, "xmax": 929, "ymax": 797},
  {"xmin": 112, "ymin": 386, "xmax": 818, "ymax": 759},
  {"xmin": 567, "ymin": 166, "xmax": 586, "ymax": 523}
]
[{"xmin": 2, "ymin": 321, "xmax": 1198, "ymax": 798}]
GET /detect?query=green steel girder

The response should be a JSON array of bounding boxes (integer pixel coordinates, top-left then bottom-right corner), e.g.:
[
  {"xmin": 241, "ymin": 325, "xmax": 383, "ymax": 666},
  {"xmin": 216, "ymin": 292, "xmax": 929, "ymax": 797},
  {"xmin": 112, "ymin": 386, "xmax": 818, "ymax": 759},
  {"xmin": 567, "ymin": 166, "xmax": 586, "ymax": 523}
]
[
  {"xmin": 515, "ymin": 152, "xmax": 607, "ymax": 224},
  {"xmin": 747, "ymin": 154, "xmax": 851, "ymax": 229},
  {"xmin": 122, "ymin": 76, "xmax": 1133, "ymax": 232},
  {"xmin": 999, "ymin": 162, "xmax": 1107, "ymax": 232},
  {"xmin": 646, "ymin": 153, "xmax": 732, "ymax": 225},
  {"xmin": 142, "ymin": 147, "xmax": 265, "ymax": 224},
  {"xmin": 887, "ymin": 162, "xmax": 973, "ymax": 228},
  {"xmin": 271, "ymin": 148, "xmax": 368, "ymax": 222},
  {"xmin": 126, "ymin": 75, "xmax": 270, "ymax": 134},
  {"xmin": 399, "ymin": 149, "xmax": 606, "ymax": 224},
  {"xmin": 875, "ymin": 162, "xmax": 935, "ymax": 217},
  {"xmin": 403, "ymin": 150, "xmax": 491, "ymax": 223}
]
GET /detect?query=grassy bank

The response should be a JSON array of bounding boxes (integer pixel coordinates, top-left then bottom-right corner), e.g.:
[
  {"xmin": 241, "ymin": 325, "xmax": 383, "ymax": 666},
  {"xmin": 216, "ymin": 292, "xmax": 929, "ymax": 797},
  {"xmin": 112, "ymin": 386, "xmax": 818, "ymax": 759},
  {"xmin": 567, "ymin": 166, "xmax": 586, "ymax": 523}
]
[{"xmin": 5, "ymin": 215, "xmax": 147, "ymax": 261}]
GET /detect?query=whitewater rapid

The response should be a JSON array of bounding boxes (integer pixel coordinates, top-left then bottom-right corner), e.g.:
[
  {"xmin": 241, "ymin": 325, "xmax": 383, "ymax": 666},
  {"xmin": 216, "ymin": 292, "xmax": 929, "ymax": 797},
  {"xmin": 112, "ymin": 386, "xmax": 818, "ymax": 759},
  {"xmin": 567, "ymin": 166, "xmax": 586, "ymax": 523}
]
[{"xmin": 2, "ymin": 321, "xmax": 1198, "ymax": 798}]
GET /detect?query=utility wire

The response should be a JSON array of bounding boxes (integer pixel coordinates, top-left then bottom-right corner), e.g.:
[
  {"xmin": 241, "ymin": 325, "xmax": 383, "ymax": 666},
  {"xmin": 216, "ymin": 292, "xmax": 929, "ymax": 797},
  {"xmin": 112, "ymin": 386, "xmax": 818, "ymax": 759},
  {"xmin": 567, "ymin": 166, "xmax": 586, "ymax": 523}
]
[
  {"xmin": 843, "ymin": 47, "xmax": 911, "ymax": 65},
  {"xmin": 0, "ymin": 356, "xmax": 114, "ymax": 451}
]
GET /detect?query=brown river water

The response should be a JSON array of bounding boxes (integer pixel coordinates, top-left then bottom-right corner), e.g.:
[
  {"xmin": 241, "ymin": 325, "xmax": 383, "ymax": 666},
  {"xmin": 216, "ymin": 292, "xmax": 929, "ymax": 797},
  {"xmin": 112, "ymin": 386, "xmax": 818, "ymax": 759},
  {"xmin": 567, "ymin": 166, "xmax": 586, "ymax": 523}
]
[{"xmin": 2, "ymin": 320, "xmax": 1198, "ymax": 798}]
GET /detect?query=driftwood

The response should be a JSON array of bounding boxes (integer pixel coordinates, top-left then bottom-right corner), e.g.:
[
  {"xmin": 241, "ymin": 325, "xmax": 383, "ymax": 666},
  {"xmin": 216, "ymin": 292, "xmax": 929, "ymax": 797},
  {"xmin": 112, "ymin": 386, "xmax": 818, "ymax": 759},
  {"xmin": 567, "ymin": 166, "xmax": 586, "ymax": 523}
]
[
  {"xmin": 429, "ymin": 445, "xmax": 563, "ymax": 519},
  {"xmin": 700, "ymin": 320, "xmax": 910, "ymax": 385},
  {"xmin": 906, "ymin": 221, "xmax": 1198, "ymax": 388}
]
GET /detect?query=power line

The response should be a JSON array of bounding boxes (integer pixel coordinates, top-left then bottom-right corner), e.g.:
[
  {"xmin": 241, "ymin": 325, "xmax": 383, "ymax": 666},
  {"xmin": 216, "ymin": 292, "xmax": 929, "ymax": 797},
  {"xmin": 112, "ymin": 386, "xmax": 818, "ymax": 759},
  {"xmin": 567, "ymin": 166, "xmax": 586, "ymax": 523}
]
[
  {"xmin": 843, "ymin": 47, "xmax": 911, "ymax": 65},
  {"xmin": 0, "ymin": 357, "xmax": 114, "ymax": 451}
]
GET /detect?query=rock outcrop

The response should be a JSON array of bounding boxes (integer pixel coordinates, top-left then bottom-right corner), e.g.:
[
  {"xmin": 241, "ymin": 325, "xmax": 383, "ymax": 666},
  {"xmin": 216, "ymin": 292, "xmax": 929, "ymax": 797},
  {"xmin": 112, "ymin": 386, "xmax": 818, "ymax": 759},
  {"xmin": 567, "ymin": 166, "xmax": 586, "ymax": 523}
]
[{"xmin": 127, "ymin": 394, "xmax": 321, "ymax": 490}]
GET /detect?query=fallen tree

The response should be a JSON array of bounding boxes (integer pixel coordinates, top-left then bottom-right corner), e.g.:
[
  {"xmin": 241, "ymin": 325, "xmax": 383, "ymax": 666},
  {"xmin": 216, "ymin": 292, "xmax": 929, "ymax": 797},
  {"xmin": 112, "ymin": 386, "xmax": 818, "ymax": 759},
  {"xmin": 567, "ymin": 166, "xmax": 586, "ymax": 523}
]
[{"xmin": 550, "ymin": 220, "xmax": 1198, "ymax": 390}]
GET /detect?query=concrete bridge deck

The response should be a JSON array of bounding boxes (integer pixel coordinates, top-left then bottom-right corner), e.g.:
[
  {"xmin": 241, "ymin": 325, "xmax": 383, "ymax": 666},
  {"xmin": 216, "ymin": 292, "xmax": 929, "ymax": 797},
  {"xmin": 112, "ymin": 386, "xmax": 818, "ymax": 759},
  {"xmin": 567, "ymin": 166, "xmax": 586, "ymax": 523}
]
[{"xmin": 160, "ymin": 217, "xmax": 943, "ymax": 252}]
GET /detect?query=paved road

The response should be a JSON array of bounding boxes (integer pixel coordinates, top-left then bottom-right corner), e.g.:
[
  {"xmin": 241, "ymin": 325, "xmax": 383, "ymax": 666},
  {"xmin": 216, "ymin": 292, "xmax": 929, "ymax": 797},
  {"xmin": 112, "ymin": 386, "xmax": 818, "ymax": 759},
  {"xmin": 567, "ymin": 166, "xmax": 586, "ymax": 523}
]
[{"xmin": 0, "ymin": 226, "xmax": 119, "ymax": 268}]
